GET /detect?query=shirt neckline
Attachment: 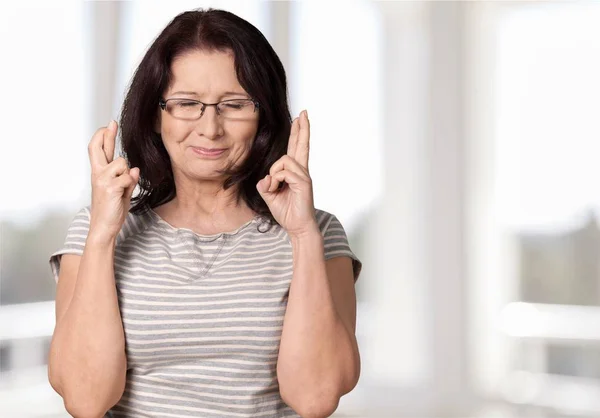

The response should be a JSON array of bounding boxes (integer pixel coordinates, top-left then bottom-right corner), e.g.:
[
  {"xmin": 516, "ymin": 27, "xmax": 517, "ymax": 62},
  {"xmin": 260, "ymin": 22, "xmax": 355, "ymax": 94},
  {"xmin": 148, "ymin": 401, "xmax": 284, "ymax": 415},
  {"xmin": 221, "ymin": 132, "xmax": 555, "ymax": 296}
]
[{"xmin": 147, "ymin": 207, "xmax": 261, "ymax": 240}]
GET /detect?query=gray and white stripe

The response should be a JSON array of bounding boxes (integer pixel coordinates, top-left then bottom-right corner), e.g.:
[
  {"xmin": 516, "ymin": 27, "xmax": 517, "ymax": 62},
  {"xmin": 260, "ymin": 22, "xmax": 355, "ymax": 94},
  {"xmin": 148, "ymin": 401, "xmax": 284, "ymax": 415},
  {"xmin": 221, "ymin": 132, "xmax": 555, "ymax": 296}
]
[{"xmin": 50, "ymin": 205, "xmax": 361, "ymax": 417}]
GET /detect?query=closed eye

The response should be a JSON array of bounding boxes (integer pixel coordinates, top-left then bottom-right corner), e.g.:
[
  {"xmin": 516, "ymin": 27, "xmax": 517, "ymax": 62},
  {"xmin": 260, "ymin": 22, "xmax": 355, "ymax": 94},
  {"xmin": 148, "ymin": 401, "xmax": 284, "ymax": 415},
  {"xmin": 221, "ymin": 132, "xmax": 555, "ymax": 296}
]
[
  {"xmin": 178, "ymin": 101, "xmax": 201, "ymax": 108},
  {"xmin": 222, "ymin": 103, "xmax": 244, "ymax": 109}
]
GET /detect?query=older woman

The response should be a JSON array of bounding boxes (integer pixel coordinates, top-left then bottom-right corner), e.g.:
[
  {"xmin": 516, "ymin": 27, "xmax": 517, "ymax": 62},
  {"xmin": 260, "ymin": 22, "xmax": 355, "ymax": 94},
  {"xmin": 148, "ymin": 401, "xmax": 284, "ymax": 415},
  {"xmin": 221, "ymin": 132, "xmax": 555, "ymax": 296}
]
[{"xmin": 48, "ymin": 8, "xmax": 361, "ymax": 418}]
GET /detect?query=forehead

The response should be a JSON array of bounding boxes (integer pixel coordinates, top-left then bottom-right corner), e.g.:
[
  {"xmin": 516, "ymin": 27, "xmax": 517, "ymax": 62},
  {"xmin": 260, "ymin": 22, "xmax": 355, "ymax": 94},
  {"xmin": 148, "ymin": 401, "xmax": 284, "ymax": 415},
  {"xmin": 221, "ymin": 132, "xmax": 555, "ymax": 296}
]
[{"xmin": 167, "ymin": 49, "xmax": 245, "ymax": 97}]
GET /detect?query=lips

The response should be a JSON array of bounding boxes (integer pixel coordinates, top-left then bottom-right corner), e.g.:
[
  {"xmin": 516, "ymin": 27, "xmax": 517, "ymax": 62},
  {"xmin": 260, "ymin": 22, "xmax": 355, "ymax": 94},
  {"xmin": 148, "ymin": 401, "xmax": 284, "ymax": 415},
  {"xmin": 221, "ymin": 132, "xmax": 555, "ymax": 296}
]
[
  {"xmin": 190, "ymin": 146, "xmax": 227, "ymax": 157},
  {"xmin": 193, "ymin": 147, "xmax": 226, "ymax": 152}
]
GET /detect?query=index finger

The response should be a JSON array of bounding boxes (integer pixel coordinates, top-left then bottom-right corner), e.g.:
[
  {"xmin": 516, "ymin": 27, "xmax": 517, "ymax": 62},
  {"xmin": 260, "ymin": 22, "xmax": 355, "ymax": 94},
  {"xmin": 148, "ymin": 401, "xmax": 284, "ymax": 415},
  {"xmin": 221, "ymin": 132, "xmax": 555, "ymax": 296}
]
[
  {"xmin": 286, "ymin": 117, "xmax": 299, "ymax": 158},
  {"xmin": 103, "ymin": 120, "xmax": 117, "ymax": 164},
  {"xmin": 295, "ymin": 110, "xmax": 310, "ymax": 169},
  {"xmin": 88, "ymin": 127, "xmax": 110, "ymax": 169}
]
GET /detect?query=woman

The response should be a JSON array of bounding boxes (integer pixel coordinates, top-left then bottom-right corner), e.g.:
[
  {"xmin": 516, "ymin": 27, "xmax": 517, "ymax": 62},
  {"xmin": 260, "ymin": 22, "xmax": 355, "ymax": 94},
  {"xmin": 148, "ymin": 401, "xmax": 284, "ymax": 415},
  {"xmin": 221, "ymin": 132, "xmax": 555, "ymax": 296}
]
[{"xmin": 48, "ymin": 8, "xmax": 362, "ymax": 418}]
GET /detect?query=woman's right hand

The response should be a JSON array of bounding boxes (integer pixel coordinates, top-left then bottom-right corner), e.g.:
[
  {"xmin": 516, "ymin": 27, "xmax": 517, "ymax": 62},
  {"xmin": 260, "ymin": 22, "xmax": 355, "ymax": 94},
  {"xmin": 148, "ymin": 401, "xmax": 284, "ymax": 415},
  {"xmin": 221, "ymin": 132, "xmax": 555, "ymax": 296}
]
[{"xmin": 88, "ymin": 120, "xmax": 140, "ymax": 242}]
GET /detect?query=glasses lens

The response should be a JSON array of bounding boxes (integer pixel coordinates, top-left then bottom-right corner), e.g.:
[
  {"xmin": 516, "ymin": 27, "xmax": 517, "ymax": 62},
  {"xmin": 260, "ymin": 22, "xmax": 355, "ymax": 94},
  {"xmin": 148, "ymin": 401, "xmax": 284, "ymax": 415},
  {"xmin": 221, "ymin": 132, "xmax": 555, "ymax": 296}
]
[
  {"xmin": 218, "ymin": 99, "xmax": 256, "ymax": 119},
  {"xmin": 167, "ymin": 99, "xmax": 203, "ymax": 120}
]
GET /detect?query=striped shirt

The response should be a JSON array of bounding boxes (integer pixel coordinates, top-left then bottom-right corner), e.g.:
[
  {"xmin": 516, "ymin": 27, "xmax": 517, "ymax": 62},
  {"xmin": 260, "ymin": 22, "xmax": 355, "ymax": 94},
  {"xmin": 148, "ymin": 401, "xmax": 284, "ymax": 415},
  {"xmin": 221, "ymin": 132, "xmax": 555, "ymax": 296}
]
[{"xmin": 49, "ymin": 205, "xmax": 362, "ymax": 418}]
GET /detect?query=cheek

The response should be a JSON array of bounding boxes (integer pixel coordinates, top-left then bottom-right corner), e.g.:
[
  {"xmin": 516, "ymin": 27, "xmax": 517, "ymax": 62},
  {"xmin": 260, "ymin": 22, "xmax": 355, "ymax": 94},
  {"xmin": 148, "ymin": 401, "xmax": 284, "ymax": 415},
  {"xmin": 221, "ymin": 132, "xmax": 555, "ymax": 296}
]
[
  {"xmin": 162, "ymin": 120, "xmax": 189, "ymax": 147},
  {"xmin": 234, "ymin": 127, "xmax": 258, "ymax": 156},
  {"xmin": 239, "ymin": 122, "xmax": 259, "ymax": 145},
  {"xmin": 162, "ymin": 119, "xmax": 176, "ymax": 139}
]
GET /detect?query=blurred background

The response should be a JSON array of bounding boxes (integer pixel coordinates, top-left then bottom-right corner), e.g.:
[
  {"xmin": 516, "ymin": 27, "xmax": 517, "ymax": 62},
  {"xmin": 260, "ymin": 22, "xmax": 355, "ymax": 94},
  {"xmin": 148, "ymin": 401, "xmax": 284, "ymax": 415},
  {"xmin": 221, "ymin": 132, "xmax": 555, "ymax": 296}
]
[{"xmin": 1, "ymin": 0, "xmax": 600, "ymax": 417}]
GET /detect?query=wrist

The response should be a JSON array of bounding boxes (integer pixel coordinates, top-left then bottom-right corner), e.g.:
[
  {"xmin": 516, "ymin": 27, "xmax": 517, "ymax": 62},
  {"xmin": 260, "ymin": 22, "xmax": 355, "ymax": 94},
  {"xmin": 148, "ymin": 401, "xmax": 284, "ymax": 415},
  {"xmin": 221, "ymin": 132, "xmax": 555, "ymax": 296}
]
[
  {"xmin": 288, "ymin": 223, "xmax": 322, "ymax": 245},
  {"xmin": 87, "ymin": 227, "xmax": 118, "ymax": 247}
]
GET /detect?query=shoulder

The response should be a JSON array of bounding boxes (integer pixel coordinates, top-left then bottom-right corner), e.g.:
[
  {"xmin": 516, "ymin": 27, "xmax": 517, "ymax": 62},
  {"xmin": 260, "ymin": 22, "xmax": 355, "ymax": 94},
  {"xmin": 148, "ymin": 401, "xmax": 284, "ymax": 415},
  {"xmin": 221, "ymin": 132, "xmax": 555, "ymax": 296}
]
[
  {"xmin": 314, "ymin": 208, "xmax": 343, "ymax": 235},
  {"xmin": 313, "ymin": 208, "xmax": 362, "ymax": 281},
  {"xmin": 119, "ymin": 207, "xmax": 155, "ymax": 244}
]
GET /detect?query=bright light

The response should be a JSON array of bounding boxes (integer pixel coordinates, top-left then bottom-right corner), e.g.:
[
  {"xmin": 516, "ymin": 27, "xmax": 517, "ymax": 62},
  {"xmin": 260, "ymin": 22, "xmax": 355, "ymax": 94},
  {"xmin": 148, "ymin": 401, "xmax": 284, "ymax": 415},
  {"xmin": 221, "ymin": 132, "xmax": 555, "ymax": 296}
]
[{"xmin": 496, "ymin": 4, "xmax": 600, "ymax": 230}]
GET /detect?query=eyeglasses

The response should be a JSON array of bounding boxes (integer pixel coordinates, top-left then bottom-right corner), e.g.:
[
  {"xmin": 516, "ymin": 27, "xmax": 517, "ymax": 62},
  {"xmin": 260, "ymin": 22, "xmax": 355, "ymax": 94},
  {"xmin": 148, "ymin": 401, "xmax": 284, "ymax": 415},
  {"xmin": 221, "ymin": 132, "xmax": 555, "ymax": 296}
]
[{"xmin": 158, "ymin": 97, "xmax": 260, "ymax": 120}]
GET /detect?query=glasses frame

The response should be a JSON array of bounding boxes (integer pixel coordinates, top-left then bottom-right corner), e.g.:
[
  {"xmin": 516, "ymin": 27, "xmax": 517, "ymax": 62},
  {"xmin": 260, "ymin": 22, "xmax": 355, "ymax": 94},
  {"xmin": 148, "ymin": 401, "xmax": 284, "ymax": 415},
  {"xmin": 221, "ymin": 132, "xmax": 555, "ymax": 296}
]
[{"xmin": 158, "ymin": 97, "xmax": 260, "ymax": 119}]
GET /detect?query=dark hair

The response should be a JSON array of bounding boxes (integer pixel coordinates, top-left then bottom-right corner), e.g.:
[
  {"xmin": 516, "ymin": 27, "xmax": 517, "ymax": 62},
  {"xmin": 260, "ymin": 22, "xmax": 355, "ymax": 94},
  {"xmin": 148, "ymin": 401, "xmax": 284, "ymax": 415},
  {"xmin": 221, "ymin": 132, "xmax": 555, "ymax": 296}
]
[{"xmin": 119, "ymin": 8, "xmax": 291, "ymax": 229}]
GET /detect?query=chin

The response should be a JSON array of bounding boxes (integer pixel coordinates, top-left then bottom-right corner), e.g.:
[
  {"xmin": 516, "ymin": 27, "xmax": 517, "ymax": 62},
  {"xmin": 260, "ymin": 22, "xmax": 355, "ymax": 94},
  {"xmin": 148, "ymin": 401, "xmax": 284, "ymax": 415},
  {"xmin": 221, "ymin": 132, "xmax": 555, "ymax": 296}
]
[{"xmin": 189, "ymin": 171, "xmax": 227, "ymax": 181}]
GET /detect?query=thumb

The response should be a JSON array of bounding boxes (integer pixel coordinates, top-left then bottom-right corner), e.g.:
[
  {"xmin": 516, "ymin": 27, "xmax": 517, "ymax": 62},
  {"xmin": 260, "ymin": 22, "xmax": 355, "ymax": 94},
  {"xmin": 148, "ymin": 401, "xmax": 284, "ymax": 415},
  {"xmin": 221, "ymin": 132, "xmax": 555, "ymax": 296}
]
[{"xmin": 256, "ymin": 175, "xmax": 273, "ymax": 200}]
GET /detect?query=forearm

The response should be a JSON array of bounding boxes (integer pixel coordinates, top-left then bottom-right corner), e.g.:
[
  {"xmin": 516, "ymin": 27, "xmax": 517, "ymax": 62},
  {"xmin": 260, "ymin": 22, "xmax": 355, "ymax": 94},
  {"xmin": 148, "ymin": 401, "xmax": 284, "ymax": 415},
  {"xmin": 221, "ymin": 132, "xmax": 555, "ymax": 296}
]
[
  {"xmin": 277, "ymin": 226, "xmax": 359, "ymax": 416},
  {"xmin": 49, "ymin": 231, "xmax": 127, "ymax": 415}
]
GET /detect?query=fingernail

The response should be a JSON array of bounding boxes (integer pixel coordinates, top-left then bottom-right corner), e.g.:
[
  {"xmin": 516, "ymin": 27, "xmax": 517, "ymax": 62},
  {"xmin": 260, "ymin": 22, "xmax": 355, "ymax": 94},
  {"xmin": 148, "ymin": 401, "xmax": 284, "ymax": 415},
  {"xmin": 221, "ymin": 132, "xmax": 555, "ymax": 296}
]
[
  {"xmin": 108, "ymin": 120, "xmax": 115, "ymax": 130},
  {"xmin": 303, "ymin": 110, "xmax": 308, "ymax": 118}
]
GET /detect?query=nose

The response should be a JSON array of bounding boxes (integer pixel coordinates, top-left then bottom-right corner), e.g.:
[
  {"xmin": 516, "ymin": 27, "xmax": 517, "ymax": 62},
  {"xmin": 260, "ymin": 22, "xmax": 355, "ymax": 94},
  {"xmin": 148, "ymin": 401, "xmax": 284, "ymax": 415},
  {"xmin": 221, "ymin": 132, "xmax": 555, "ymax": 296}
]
[{"xmin": 195, "ymin": 105, "xmax": 224, "ymax": 140}]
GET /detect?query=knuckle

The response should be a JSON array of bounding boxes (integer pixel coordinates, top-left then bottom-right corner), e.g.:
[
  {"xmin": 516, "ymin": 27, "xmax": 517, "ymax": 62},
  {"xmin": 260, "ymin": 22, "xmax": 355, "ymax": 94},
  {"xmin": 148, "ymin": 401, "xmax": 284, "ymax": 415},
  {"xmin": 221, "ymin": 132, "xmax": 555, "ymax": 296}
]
[
  {"xmin": 106, "ymin": 182, "xmax": 121, "ymax": 194},
  {"xmin": 113, "ymin": 157, "xmax": 127, "ymax": 169}
]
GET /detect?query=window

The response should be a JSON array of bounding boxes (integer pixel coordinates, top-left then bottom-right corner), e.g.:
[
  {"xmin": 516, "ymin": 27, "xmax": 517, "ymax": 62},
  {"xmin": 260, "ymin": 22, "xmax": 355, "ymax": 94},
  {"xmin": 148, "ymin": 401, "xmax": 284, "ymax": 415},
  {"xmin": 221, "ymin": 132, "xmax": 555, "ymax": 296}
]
[{"xmin": 468, "ymin": 2, "xmax": 600, "ymax": 414}]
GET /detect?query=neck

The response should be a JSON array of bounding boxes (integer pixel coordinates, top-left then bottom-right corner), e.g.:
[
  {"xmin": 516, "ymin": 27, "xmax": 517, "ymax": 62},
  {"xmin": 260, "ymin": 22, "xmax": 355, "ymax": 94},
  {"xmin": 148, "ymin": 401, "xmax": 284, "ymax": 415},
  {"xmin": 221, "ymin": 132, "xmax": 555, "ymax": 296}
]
[
  {"xmin": 159, "ymin": 175, "xmax": 255, "ymax": 227},
  {"xmin": 154, "ymin": 170, "xmax": 257, "ymax": 233}
]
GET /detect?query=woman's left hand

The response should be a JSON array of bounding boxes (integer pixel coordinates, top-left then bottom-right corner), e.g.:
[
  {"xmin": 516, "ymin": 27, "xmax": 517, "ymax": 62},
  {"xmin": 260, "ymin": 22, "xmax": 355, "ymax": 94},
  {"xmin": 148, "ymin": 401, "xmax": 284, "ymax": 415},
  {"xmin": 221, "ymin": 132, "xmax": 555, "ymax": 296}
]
[{"xmin": 256, "ymin": 110, "xmax": 318, "ymax": 238}]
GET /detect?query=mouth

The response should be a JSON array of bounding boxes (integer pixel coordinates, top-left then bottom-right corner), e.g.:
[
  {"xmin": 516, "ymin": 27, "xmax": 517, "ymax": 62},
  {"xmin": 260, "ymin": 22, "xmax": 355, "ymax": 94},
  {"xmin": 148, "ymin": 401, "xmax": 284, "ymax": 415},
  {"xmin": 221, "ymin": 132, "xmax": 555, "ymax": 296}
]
[{"xmin": 190, "ymin": 146, "xmax": 227, "ymax": 157}]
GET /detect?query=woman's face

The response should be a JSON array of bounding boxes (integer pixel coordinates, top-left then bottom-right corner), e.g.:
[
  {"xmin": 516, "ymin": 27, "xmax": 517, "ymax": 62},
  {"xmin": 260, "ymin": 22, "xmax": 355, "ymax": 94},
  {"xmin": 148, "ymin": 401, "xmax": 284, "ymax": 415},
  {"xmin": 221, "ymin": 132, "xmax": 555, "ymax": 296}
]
[{"xmin": 157, "ymin": 49, "xmax": 259, "ymax": 181}]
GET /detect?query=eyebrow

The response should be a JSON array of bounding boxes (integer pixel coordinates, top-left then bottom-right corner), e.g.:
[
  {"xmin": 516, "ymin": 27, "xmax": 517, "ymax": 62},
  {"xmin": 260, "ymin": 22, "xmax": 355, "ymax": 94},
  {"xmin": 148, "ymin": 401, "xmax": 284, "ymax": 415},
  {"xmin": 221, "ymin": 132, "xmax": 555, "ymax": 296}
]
[{"xmin": 170, "ymin": 90, "xmax": 248, "ymax": 98}]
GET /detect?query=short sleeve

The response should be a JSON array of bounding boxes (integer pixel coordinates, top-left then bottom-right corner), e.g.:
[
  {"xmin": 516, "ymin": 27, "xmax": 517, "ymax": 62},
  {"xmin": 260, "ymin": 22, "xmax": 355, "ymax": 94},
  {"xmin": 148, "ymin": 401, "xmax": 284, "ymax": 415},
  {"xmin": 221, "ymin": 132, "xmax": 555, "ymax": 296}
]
[
  {"xmin": 320, "ymin": 212, "xmax": 362, "ymax": 283},
  {"xmin": 49, "ymin": 206, "xmax": 91, "ymax": 283}
]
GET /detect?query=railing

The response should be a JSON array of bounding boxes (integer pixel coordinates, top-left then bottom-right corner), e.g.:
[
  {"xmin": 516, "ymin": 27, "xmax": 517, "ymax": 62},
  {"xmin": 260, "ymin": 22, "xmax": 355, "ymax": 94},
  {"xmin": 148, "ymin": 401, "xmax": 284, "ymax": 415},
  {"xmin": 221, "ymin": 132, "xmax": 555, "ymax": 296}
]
[
  {"xmin": 499, "ymin": 302, "xmax": 600, "ymax": 416},
  {"xmin": 10, "ymin": 300, "xmax": 599, "ymax": 416},
  {"xmin": 0, "ymin": 301, "xmax": 66, "ymax": 417}
]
